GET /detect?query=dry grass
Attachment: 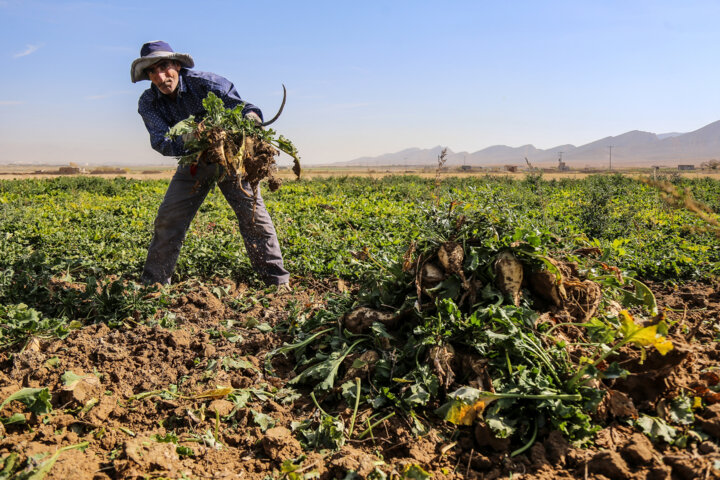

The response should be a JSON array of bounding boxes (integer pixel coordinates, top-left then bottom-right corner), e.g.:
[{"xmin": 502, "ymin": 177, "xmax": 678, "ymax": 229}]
[{"xmin": 3, "ymin": 164, "xmax": 720, "ymax": 181}]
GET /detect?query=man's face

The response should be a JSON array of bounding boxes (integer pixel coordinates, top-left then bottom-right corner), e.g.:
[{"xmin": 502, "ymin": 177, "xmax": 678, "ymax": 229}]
[{"xmin": 146, "ymin": 60, "xmax": 181, "ymax": 97}]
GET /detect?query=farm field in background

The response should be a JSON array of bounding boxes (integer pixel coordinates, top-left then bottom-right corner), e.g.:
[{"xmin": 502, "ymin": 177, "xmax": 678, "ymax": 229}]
[
  {"xmin": 5, "ymin": 163, "xmax": 720, "ymax": 182},
  {"xmin": 1, "ymin": 174, "xmax": 720, "ymax": 479}
]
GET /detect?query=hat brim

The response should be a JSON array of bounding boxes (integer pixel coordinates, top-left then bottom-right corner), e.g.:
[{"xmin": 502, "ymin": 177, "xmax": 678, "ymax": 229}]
[{"xmin": 131, "ymin": 52, "xmax": 194, "ymax": 83}]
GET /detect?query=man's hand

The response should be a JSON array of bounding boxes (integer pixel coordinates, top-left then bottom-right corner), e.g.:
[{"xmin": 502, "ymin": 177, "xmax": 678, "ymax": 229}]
[
  {"xmin": 181, "ymin": 131, "xmax": 198, "ymax": 144},
  {"xmin": 245, "ymin": 112, "xmax": 262, "ymax": 125}
]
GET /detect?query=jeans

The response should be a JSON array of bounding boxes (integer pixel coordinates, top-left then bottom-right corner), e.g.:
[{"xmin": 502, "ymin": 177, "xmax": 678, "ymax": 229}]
[{"xmin": 141, "ymin": 162, "xmax": 290, "ymax": 285}]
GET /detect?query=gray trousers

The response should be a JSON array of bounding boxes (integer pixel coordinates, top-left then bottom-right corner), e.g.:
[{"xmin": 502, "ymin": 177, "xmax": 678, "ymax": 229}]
[{"xmin": 141, "ymin": 162, "xmax": 290, "ymax": 285}]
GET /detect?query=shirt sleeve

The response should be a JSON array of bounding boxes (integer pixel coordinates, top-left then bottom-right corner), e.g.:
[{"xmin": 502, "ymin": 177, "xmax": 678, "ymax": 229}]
[{"xmin": 138, "ymin": 95, "xmax": 186, "ymax": 157}]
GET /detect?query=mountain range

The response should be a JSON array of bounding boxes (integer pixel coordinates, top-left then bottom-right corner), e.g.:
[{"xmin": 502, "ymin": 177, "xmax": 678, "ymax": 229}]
[{"xmin": 343, "ymin": 120, "xmax": 720, "ymax": 168}]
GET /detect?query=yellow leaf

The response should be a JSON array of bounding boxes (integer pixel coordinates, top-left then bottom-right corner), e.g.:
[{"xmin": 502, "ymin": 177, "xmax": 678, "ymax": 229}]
[
  {"xmin": 619, "ymin": 310, "xmax": 673, "ymax": 356},
  {"xmin": 443, "ymin": 399, "xmax": 490, "ymax": 426},
  {"xmin": 618, "ymin": 310, "xmax": 640, "ymax": 337},
  {"xmin": 653, "ymin": 338, "xmax": 674, "ymax": 355},
  {"xmin": 192, "ymin": 386, "xmax": 233, "ymax": 400}
]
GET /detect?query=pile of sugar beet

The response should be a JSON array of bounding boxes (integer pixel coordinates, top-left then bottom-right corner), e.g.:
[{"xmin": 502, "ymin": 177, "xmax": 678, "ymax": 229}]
[{"xmin": 281, "ymin": 210, "xmax": 720, "ymax": 477}]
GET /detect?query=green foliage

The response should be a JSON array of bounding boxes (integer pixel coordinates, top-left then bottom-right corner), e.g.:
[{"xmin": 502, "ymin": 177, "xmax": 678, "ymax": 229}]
[
  {"xmin": 292, "ymin": 414, "xmax": 346, "ymax": 451},
  {"xmin": 1, "ymin": 173, "xmax": 719, "ymax": 351}
]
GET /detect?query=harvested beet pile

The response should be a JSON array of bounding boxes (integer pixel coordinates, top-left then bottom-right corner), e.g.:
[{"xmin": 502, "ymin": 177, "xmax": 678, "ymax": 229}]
[{"xmin": 273, "ymin": 208, "xmax": 720, "ymax": 477}]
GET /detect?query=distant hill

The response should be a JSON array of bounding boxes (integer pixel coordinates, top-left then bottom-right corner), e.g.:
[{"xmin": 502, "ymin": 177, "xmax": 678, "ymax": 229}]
[{"xmin": 341, "ymin": 120, "xmax": 720, "ymax": 168}]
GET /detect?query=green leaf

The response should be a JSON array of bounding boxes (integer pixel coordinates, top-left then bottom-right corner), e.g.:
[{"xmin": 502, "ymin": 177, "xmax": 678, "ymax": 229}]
[
  {"xmin": 401, "ymin": 464, "xmax": 431, "ymax": 479},
  {"xmin": 668, "ymin": 395, "xmax": 694, "ymax": 425},
  {"xmin": 251, "ymin": 410, "xmax": 275, "ymax": 432},
  {"xmin": 176, "ymin": 445, "xmax": 195, "ymax": 457},
  {"xmin": 600, "ymin": 362, "xmax": 628, "ymax": 380},
  {"xmin": 293, "ymin": 414, "xmax": 346, "ymax": 451},
  {"xmin": 61, "ymin": 371, "xmax": 88, "ymax": 388},
  {"xmin": 289, "ymin": 340, "xmax": 362, "ymax": 392},
  {"xmin": 221, "ymin": 357, "xmax": 257, "ymax": 372},
  {"xmin": 0, "ymin": 387, "xmax": 52, "ymax": 415},
  {"xmin": 152, "ymin": 432, "xmax": 179, "ymax": 444},
  {"xmin": 635, "ymin": 414, "xmax": 677, "ymax": 443},
  {"xmin": 1, "ymin": 413, "xmax": 27, "ymax": 425},
  {"xmin": 166, "ymin": 117, "xmax": 196, "ymax": 139},
  {"xmin": 622, "ymin": 278, "xmax": 658, "ymax": 316}
]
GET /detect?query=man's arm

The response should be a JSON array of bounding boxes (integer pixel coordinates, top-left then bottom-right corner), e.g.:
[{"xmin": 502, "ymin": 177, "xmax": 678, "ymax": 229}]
[{"xmin": 138, "ymin": 96, "xmax": 186, "ymax": 157}]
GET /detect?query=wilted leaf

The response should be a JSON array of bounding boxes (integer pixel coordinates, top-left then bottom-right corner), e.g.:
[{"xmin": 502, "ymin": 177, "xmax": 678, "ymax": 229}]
[
  {"xmin": 61, "ymin": 371, "xmax": 90, "ymax": 389},
  {"xmin": 435, "ymin": 387, "xmax": 500, "ymax": 426},
  {"xmin": 221, "ymin": 357, "xmax": 257, "ymax": 372},
  {"xmin": 192, "ymin": 386, "xmax": 233, "ymax": 400},
  {"xmin": 251, "ymin": 410, "xmax": 275, "ymax": 432}
]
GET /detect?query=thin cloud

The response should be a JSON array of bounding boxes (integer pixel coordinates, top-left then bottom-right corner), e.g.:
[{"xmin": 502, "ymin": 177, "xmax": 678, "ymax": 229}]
[
  {"xmin": 13, "ymin": 43, "xmax": 43, "ymax": 58},
  {"xmin": 0, "ymin": 101, "xmax": 23, "ymax": 105},
  {"xmin": 85, "ymin": 90, "xmax": 132, "ymax": 101}
]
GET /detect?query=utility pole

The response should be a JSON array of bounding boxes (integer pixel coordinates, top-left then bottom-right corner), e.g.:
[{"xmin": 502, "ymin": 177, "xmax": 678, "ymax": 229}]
[{"xmin": 608, "ymin": 146, "xmax": 613, "ymax": 171}]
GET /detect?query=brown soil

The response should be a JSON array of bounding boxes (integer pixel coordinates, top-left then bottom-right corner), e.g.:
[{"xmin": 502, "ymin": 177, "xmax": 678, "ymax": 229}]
[{"xmin": 1, "ymin": 279, "xmax": 720, "ymax": 479}]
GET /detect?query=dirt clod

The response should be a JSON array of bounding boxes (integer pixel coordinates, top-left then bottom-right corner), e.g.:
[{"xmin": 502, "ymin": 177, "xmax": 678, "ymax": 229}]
[
  {"xmin": 621, "ymin": 433, "xmax": 656, "ymax": 467},
  {"xmin": 261, "ymin": 426, "xmax": 302, "ymax": 460},
  {"xmin": 587, "ymin": 450, "xmax": 632, "ymax": 479}
]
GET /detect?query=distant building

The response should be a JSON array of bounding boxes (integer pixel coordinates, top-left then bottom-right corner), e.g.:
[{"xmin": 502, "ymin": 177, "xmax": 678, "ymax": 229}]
[
  {"xmin": 460, "ymin": 165, "xmax": 472, "ymax": 171},
  {"xmin": 505, "ymin": 165, "xmax": 518, "ymax": 173},
  {"xmin": 558, "ymin": 161, "xmax": 569, "ymax": 171},
  {"xmin": 678, "ymin": 165, "xmax": 695, "ymax": 171}
]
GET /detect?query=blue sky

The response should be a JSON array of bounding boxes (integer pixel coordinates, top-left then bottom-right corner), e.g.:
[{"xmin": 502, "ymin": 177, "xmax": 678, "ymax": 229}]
[{"xmin": 2, "ymin": 0, "xmax": 720, "ymax": 166}]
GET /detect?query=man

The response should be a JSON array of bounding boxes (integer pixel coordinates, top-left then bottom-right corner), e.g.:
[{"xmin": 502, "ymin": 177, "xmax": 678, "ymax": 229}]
[{"xmin": 131, "ymin": 41, "xmax": 290, "ymax": 288}]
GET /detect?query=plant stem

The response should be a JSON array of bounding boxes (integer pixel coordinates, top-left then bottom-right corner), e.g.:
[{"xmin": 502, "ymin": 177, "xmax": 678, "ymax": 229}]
[
  {"xmin": 358, "ymin": 412, "xmax": 396, "ymax": 439},
  {"xmin": 543, "ymin": 321, "xmax": 590, "ymax": 337},
  {"xmin": 566, "ymin": 338, "xmax": 629, "ymax": 391},
  {"xmin": 348, "ymin": 377, "xmax": 361, "ymax": 438},
  {"xmin": 511, "ymin": 419, "xmax": 538, "ymax": 457},
  {"xmin": 492, "ymin": 392, "xmax": 582, "ymax": 401},
  {"xmin": 309, "ymin": 392, "xmax": 330, "ymax": 418}
]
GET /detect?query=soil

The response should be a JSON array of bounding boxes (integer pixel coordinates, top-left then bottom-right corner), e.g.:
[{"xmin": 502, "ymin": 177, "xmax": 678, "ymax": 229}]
[{"xmin": 1, "ymin": 278, "xmax": 720, "ymax": 479}]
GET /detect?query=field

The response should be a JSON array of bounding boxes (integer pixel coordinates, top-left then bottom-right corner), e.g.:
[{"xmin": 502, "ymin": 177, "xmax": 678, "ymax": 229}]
[{"xmin": 1, "ymin": 173, "xmax": 720, "ymax": 479}]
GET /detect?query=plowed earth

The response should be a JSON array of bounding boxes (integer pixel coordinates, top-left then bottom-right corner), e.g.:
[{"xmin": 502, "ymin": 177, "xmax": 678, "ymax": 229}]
[{"xmin": 2, "ymin": 279, "xmax": 720, "ymax": 479}]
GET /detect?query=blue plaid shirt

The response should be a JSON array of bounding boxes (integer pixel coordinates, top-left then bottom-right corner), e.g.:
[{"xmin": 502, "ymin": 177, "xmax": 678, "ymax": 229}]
[{"xmin": 138, "ymin": 69, "xmax": 262, "ymax": 157}]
